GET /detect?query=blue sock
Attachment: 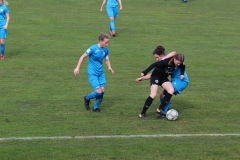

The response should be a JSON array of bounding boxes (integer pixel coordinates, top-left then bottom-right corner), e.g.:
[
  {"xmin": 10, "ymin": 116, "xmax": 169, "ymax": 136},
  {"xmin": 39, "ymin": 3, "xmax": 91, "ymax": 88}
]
[
  {"xmin": 93, "ymin": 92, "xmax": 104, "ymax": 109},
  {"xmin": 86, "ymin": 92, "xmax": 102, "ymax": 100},
  {"xmin": 160, "ymin": 98, "xmax": 170, "ymax": 113},
  {"xmin": 163, "ymin": 100, "xmax": 170, "ymax": 113},
  {"xmin": 110, "ymin": 20, "xmax": 115, "ymax": 32},
  {"xmin": 1, "ymin": 44, "xmax": 5, "ymax": 56},
  {"xmin": 109, "ymin": 24, "xmax": 112, "ymax": 32}
]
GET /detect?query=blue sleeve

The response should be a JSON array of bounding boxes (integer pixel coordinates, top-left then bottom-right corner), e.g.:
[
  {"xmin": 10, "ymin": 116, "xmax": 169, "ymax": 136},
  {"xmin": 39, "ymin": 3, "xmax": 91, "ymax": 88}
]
[
  {"xmin": 104, "ymin": 48, "xmax": 109, "ymax": 58},
  {"xmin": 4, "ymin": 6, "xmax": 9, "ymax": 14},
  {"xmin": 85, "ymin": 46, "xmax": 94, "ymax": 56}
]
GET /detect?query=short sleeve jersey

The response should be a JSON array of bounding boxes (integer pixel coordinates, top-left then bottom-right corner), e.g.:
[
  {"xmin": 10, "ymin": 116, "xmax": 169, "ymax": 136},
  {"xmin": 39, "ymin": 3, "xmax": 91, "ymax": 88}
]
[
  {"xmin": 107, "ymin": 0, "xmax": 118, "ymax": 7},
  {"xmin": 0, "ymin": 4, "xmax": 9, "ymax": 28},
  {"xmin": 85, "ymin": 44, "xmax": 109, "ymax": 75}
]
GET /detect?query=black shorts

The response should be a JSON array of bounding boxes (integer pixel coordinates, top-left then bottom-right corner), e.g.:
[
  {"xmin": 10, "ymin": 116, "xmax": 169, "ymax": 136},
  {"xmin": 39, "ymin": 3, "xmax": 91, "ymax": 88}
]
[{"xmin": 150, "ymin": 74, "xmax": 169, "ymax": 86}]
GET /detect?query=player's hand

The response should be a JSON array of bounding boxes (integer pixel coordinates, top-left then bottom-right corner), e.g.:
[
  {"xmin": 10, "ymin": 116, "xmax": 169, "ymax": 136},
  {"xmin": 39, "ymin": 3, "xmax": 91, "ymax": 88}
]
[
  {"xmin": 109, "ymin": 67, "xmax": 114, "ymax": 74},
  {"xmin": 100, "ymin": 8, "xmax": 103, "ymax": 12},
  {"xmin": 180, "ymin": 75, "xmax": 185, "ymax": 80},
  {"xmin": 73, "ymin": 68, "xmax": 79, "ymax": 76},
  {"xmin": 119, "ymin": 7, "xmax": 122, "ymax": 11},
  {"xmin": 141, "ymin": 72, "xmax": 145, "ymax": 77},
  {"xmin": 136, "ymin": 78, "xmax": 142, "ymax": 83}
]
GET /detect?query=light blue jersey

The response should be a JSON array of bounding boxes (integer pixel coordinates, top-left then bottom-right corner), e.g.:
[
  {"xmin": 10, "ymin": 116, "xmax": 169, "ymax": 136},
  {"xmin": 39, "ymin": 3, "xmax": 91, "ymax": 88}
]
[
  {"xmin": 171, "ymin": 67, "xmax": 189, "ymax": 84},
  {"xmin": 0, "ymin": 4, "xmax": 9, "ymax": 28},
  {"xmin": 0, "ymin": 4, "xmax": 9, "ymax": 56},
  {"xmin": 85, "ymin": 44, "xmax": 109, "ymax": 90},
  {"xmin": 86, "ymin": 44, "xmax": 109, "ymax": 75},
  {"xmin": 171, "ymin": 67, "xmax": 189, "ymax": 95},
  {"xmin": 107, "ymin": 0, "xmax": 118, "ymax": 7},
  {"xmin": 84, "ymin": 43, "xmax": 111, "ymax": 110}
]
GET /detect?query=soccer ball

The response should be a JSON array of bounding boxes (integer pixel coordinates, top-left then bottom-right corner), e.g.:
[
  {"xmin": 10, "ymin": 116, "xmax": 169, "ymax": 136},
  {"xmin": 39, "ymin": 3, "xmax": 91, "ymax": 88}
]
[{"xmin": 166, "ymin": 109, "xmax": 178, "ymax": 121}]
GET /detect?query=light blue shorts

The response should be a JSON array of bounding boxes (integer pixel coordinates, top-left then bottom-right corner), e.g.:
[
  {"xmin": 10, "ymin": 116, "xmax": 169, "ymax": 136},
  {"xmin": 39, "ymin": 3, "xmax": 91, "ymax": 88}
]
[
  {"xmin": 88, "ymin": 73, "xmax": 106, "ymax": 90},
  {"xmin": 171, "ymin": 78, "xmax": 188, "ymax": 95},
  {"xmin": 106, "ymin": 6, "xmax": 118, "ymax": 18},
  {"xmin": 0, "ymin": 28, "xmax": 7, "ymax": 39}
]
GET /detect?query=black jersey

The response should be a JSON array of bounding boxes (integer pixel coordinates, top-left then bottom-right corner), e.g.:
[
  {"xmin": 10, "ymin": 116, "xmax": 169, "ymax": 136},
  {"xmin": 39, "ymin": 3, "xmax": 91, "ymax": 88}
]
[{"xmin": 142, "ymin": 57, "xmax": 185, "ymax": 78}]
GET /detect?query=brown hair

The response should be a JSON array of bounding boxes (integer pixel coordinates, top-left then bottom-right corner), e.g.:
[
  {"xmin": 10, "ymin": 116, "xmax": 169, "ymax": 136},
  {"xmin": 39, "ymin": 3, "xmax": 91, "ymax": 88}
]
[
  {"xmin": 174, "ymin": 54, "xmax": 185, "ymax": 63},
  {"xmin": 98, "ymin": 32, "xmax": 110, "ymax": 42},
  {"xmin": 153, "ymin": 45, "xmax": 165, "ymax": 56}
]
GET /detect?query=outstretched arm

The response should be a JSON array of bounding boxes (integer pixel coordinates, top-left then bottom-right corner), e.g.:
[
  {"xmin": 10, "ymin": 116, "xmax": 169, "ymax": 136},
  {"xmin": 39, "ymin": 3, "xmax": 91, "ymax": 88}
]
[
  {"xmin": 136, "ymin": 74, "xmax": 151, "ymax": 83},
  {"xmin": 141, "ymin": 59, "xmax": 167, "ymax": 76},
  {"xmin": 162, "ymin": 51, "xmax": 176, "ymax": 60},
  {"xmin": 73, "ymin": 53, "xmax": 88, "ymax": 76},
  {"xmin": 100, "ymin": 0, "xmax": 107, "ymax": 12}
]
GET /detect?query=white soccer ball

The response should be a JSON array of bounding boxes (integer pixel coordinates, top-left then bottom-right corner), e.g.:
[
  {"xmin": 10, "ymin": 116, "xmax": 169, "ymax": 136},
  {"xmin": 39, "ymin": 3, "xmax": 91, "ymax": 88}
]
[{"xmin": 166, "ymin": 109, "xmax": 178, "ymax": 121}]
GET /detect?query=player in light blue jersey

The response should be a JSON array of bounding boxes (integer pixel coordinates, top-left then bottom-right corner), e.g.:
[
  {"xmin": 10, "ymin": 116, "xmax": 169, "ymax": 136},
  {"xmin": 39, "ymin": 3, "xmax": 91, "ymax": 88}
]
[
  {"xmin": 100, "ymin": 0, "xmax": 122, "ymax": 37},
  {"xmin": 0, "ymin": 0, "xmax": 9, "ymax": 60},
  {"xmin": 74, "ymin": 33, "xmax": 114, "ymax": 113}
]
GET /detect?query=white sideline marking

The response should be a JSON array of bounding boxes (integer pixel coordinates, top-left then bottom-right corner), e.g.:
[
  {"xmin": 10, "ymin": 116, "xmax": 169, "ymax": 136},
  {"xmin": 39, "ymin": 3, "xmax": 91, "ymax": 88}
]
[{"xmin": 0, "ymin": 134, "xmax": 240, "ymax": 141}]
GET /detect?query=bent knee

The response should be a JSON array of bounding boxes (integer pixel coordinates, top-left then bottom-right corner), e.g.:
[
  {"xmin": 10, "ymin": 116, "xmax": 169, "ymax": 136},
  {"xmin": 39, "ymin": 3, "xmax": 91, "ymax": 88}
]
[
  {"xmin": 167, "ymin": 89, "xmax": 174, "ymax": 95},
  {"xmin": 150, "ymin": 94, "xmax": 157, "ymax": 99},
  {"xmin": 95, "ymin": 88, "xmax": 105, "ymax": 93}
]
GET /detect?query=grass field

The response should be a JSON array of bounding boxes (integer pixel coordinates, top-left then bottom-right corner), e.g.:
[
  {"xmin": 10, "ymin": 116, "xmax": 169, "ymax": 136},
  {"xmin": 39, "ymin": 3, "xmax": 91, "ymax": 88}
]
[{"xmin": 0, "ymin": 0, "xmax": 240, "ymax": 159}]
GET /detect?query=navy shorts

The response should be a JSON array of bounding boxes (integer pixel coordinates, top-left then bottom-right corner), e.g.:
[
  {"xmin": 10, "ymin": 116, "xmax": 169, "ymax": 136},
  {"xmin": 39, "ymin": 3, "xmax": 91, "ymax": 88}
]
[{"xmin": 150, "ymin": 75, "xmax": 169, "ymax": 86}]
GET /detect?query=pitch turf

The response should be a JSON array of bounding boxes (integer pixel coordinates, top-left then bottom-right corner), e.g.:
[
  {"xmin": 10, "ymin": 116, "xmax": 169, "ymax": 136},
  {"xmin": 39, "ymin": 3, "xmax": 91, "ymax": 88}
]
[{"xmin": 0, "ymin": 0, "xmax": 240, "ymax": 159}]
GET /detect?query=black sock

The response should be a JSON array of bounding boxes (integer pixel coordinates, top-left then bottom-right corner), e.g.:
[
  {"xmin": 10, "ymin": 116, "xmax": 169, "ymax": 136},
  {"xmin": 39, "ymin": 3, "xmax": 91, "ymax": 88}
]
[
  {"xmin": 163, "ymin": 90, "xmax": 167, "ymax": 95},
  {"xmin": 141, "ymin": 96, "xmax": 154, "ymax": 114},
  {"xmin": 159, "ymin": 92, "xmax": 172, "ymax": 110}
]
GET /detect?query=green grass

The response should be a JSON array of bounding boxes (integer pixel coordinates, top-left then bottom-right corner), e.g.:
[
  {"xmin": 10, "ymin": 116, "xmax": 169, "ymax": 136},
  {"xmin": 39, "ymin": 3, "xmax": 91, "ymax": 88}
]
[
  {"xmin": 0, "ymin": 0, "xmax": 240, "ymax": 159},
  {"xmin": 1, "ymin": 137, "xmax": 239, "ymax": 160}
]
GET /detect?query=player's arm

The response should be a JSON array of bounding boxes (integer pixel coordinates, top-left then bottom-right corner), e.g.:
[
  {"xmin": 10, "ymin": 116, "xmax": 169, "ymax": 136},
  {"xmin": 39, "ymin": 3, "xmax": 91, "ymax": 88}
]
[
  {"xmin": 73, "ymin": 53, "xmax": 88, "ymax": 76},
  {"xmin": 141, "ymin": 60, "xmax": 167, "ymax": 76},
  {"xmin": 100, "ymin": 0, "xmax": 107, "ymax": 12},
  {"xmin": 136, "ymin": 73, "xmax": 151, "ymax": 83},
  {"xmin": 162, "ymin": 51, "xmax": 176, "ymax": 60},
  {"xmin": 118, "ymin": 0, "xmax": 122, "ymax": 10},
  {"xmin": 105, "ymin": 56, "xmax": 114, "ymax": 74},
  {"xmin": 4, "ymin": 13, "xmax": 9, "ymax": 29},
  {"xmin": 179, "ymin": 63, "xmax": 185, "ymax": 79}
]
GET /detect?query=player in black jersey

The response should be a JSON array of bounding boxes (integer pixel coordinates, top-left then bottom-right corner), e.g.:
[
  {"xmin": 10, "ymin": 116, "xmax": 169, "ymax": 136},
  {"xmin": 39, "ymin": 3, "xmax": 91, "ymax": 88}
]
[{"xmin": 139, "ymin": 52, "xmax": 185, "ymax": 119}]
